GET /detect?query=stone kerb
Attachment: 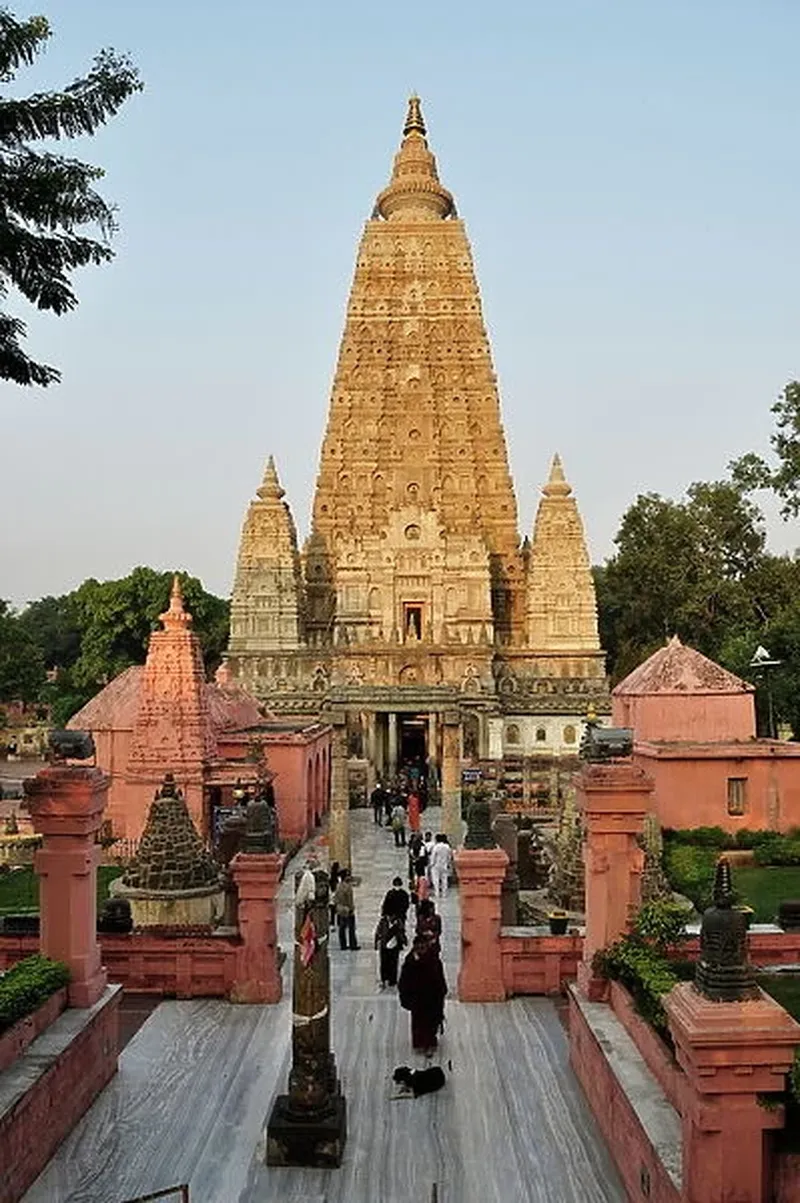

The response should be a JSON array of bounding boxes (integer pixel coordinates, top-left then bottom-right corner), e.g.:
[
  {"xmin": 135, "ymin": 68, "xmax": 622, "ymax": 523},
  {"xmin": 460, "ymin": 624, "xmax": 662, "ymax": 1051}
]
[
  {"xmin": 666, "ymin": 982, "xmax": 800, "ymax": 1203},
  {"xmin": 230, "ymin": 852, "xmax": 283, "ymax": 1003},
  {"xmin": 455, "ymin": 846, "xmax": 508, "ymax": 1002},
  {"xmin": 24, "ymin": 765, "xmax": 109, "ymax": 1008}
]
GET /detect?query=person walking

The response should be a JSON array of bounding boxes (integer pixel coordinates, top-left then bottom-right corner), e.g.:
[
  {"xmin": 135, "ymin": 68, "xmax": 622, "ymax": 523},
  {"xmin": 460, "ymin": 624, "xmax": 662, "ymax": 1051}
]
[
  {"xmin": 391, "ymin": 801, "xmax": 407, "ymax": 848},
  {"xmin": 407, "ymin": 789, "xmax": 421, "ymax": 835},
  {"xmin": 407, "ymin": 829, "xmax": 425, "ymax": 889},
  {"xmin": 383, "ymin": 785, "xmax": 394, "ymax": 827},
  {"xmin": 430, "ymin": 834, "xmax": 453, "ymax": 900},
  {"xmin": 381, "ymin": 876, "xmax": 410, "ymax": 925},
  {"xmin": 333, "ymin": 867, "xmax": 359, "ymax": 950},
  {"xmin": 328, "ymin": 860, "xmax": 341, "ymax": 927},
  {"xmin": 398, "ymin": 934, "xmax": 448, "ymax": 1056},
  {"xmin": 415, "ymin": 898, "xmax": 442, "ymax": 953},
  {"xmin": 370, "ymin": 781, "xmax": 385, "ymax": 825},
  {"xmin": 374, "ymin": 912, "xmax": 407, "ymax": 988}
]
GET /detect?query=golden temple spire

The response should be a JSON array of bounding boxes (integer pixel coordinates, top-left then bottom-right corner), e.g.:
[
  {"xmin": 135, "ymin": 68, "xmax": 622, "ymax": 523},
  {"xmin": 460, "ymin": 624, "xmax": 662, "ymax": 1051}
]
[
  {"xmin": 542, "ymin": 452, "xmax": 572, "ymax": 498},
  {"xmin": 257, "ymin": 454, "xmax": 286, "ymax": 502},
  {"xmin": 375, "ymin": 94, "xmax": 454, "ymax": 221},
  {"xmin": 403, "ymin": 94, "xmax": 426, "ymax": 138}
]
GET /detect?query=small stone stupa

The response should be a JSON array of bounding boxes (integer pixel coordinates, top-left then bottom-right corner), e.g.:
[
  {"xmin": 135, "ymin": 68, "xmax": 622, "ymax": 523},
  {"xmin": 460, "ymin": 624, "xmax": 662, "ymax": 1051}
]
[
  {"xmin": 695, "ymin": 858, "xmax": 759, "ymax": 1002},
  {"xmin": 113, "ymin": 773, "xmax": 223, "ymax": 928}
]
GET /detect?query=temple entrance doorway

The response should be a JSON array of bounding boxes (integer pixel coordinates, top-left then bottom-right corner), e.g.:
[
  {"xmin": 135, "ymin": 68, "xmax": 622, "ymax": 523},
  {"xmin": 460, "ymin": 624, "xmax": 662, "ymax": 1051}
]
[{"xmin": 399, "ymin": 713, "xmax": 427, "ymax": 772}]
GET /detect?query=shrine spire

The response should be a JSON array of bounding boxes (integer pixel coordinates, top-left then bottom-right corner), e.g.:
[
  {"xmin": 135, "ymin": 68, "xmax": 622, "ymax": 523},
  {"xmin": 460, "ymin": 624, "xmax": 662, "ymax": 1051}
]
[{"xmin": 403, "ymin": 94, "xmax": 426, "ymax": 138}]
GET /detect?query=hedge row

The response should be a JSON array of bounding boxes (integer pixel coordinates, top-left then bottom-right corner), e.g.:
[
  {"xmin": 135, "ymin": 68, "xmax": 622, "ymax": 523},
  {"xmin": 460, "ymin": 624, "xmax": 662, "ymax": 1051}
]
[
  {"xmin": 664, "ymin": 826, "xmax": 800, "ymax": 862},
  {"xmin": 0, "ymin": 954, "xmax": 70, "ymax": 1034}
]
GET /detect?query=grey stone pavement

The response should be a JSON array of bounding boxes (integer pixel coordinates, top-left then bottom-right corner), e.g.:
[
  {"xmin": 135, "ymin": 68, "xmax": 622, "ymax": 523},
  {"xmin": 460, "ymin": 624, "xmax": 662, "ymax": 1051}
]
[{"xmin": 21, "ymin": 807, "xmax": 625, "ymax": 1203}]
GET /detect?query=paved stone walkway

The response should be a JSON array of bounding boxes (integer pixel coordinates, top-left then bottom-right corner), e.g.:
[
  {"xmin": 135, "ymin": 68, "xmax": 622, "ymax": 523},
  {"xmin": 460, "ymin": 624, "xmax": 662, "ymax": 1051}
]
[{"xmin": 22, "ymin": 809, "xmax": 625, "ymax": 1203}]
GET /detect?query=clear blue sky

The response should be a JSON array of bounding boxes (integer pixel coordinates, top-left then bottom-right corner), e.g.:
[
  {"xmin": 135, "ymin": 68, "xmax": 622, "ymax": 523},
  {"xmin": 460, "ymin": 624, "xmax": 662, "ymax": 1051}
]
[{"xmin": 3, "ymin": 0, "xmax": 799, "ymax": 607}]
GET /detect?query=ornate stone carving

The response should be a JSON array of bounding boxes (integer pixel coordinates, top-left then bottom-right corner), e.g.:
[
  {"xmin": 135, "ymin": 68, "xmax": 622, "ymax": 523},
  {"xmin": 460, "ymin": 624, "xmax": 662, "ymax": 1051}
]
[{"xmin": 695, "ymin": 858, "xmax": 759, "ymax": 1003}]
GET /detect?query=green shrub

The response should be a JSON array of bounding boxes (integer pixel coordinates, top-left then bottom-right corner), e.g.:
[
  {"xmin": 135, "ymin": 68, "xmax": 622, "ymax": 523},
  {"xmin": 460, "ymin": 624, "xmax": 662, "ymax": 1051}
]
[
  {"xmin": 663, "ymin": 844, "xmax": 719, "ymax": 912},
  {"xmin": 0, "ymin": 954, "xmax": 70, "ymax": 1034},
  {"xmin": 594, "ymin": 938, "xmax": 679, "ymax": 1038},
  {"xmin": 664, "ymin": 826, "xmax": 730, "ymax": 850},
  {"xmin": 632, "ymin": 900, "xmax": 692, "ymax": 953}
]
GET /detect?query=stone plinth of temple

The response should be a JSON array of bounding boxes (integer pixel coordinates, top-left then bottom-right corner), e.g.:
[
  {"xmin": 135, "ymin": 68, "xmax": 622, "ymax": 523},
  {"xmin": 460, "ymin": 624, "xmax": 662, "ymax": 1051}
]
[
  {"xmin": 666, "ymin": 982, "xmax": 800, "ymax": 1203},
  {"xmin": 454, "ymin": 847, "xmax": 508, "ymax": 1002},
  {"xmin": 576, "ymin": 761, "xmax": 652, "ymax": 999},
  {"xmin": 229, "ymin": 851, "xmax": 283, "ymax": 1003},
  {"xmin": 24, "ymin": 765, "xmax": 109, "ymax": 1008}
]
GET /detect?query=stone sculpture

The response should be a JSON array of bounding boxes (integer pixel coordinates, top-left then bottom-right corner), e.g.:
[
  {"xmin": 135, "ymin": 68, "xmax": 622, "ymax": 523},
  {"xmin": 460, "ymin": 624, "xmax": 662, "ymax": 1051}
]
[{"xmin": 694, "ymin": 858, "xmax": 759, "ymax": 1003}]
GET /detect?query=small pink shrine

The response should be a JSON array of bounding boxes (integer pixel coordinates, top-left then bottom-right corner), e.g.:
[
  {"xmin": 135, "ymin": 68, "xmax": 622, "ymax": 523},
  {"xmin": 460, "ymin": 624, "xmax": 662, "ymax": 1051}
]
[
  {"xmin": 68, "ymin": 578, "xmax": 330, "ymax": 845},
  {"xmin": 613, "ymin": 636, "xmax": 800, "ymax": 832}
]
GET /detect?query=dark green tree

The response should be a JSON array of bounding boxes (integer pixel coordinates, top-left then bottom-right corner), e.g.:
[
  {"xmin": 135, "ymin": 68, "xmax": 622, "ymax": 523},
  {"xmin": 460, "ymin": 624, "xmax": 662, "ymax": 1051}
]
[
  {"xmin": 597, "ymin": 482, "xmax": 766, "ymax": 680},
  {"xmin": 1, "ymin": 7, "xmax": 142, "ymax": 385},
  {"xmin": 731, "ymin": 381, "xmax": 800, "ymax": 519},
  {"xmin": 0, "ymin": 600, "xmax": 44, "ymax": 702}
]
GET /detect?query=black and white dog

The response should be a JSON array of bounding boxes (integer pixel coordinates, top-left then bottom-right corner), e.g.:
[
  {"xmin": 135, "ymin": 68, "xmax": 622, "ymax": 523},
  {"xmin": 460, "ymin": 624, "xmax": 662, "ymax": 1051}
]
[{"xmin": 392, "ymin": 1065, "xmax": 446, "ymax": 1097}]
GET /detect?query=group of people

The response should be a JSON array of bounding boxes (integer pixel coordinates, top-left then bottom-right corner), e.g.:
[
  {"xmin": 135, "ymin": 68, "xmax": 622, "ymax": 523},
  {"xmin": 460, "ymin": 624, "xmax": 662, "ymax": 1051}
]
[{"xmin": 375, "ymin": 876, "xmax": 447, "ymax": 1057}]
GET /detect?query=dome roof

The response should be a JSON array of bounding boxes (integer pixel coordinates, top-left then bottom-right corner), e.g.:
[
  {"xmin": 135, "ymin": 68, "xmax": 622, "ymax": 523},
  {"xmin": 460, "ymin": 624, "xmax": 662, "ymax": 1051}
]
[{"xmin": 613, "ymin": 636, "xmax": 754, "ymax": 697}]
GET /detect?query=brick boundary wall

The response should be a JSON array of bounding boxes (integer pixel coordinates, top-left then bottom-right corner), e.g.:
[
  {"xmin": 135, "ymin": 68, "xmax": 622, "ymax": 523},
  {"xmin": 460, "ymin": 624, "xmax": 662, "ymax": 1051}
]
[
  {"xmin": 0, "ymin": 985, "xmax": 120, "ymax": 1203},
  {"xmin": 0, "ymin": 987, "xmax": 67, "ymax": 1073},
  {"xmin": 568, "ymin": 987, "xmax": 681, "ymax": 1203}
]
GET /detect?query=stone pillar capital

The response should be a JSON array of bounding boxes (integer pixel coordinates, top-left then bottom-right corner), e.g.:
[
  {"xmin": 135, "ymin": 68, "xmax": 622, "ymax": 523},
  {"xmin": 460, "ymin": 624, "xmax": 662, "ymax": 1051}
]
[
  {"xmin": 231, "ymin": 851, "xmax": 283, "ymax": 897},
  {"xmin": 24, "ymin": 765, "xmax": 109, "ymax": 838}
]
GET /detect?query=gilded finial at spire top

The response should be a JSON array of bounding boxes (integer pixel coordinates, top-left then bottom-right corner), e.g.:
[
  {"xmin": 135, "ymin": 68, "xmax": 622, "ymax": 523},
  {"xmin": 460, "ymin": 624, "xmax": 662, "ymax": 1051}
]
[
  {"xmin": 542, "ymin": 453, "xmax": 572, "ymax": 498},
  {"xmin": 404, "ymin": 94, "xmax": 426, "ymax": 138},
  {"xmin": 257, "ymin": 454, "xmax": 286, "ymax": 501}
]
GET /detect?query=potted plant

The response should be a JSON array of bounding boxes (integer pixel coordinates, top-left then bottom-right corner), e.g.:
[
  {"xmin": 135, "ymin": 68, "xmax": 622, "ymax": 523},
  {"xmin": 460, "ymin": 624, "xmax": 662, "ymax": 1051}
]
[{"xmin": 547, "ymin": 909, "xmax": 569, "ymax": 935}]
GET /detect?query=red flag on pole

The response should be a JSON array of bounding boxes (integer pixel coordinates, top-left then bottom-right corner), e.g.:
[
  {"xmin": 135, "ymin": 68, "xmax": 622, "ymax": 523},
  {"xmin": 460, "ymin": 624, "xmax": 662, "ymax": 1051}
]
[{"xmin": 299, "ymin": 912, "xmax": 317, "ymax": 968}]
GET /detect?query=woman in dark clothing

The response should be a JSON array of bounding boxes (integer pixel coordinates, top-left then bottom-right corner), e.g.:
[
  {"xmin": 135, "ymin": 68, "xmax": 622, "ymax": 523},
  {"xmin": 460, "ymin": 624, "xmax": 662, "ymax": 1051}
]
[
  {"xmin": 329, "ymin": 861, "xmax": 341, "ymax": 927},
  {"xmin": 415, "ymin": 898, "xmax": 442, "ymax": 953},
  {"xmin": 398, "ymin": 934, "xmax": 447, "ymax": 1055},
  {"xmin": 374, "ymin": 913, "xmax": 407, "ymax": 987}
]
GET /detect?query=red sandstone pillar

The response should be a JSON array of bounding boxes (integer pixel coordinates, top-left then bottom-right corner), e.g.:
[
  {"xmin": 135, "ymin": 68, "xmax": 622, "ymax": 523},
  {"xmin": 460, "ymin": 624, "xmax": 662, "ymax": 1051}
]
[
  {"xmin": 24, "ymin": 765, "xmax": 109, "ymax": 1008},
  {"xmin": 454, "ymin": 847, "xmax": 508, "ymax": 1001},
  {"xmin": 230, "ymin": 851, "xmax": 283, "ymax": 1003},
  {"xmin": 666, "ymin": 983, "xmax": 800, "ymax": 1203},
  {"xmin": 441, "ymin": 712, "xmax": 462, "ymax": 848},
  {"xmin": 577, "ymin": 761, "xmax": 652, "ymax": 998}
]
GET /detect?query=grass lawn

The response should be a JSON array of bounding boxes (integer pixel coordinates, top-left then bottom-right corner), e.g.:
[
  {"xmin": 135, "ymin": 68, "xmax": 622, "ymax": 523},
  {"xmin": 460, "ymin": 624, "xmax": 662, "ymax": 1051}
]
[
  {"xmin": 757, "ymin": 972, "xmax": 800, "ymax": 1022},
  {"xmin": 664, "ymin": 844, "xmax": 800, "ymax": 922},
  {"xmin": 736, "ymin": 866, "xmax": 800, "ymax": 923},
  {"xmin": 0, "ymin": 865, "xmax": 125, "ymax": 916}
]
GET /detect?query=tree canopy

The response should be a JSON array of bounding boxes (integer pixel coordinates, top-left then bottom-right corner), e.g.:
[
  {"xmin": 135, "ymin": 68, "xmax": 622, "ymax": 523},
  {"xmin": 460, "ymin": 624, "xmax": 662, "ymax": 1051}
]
[
  {"xmin": 0, "ymin": 7, "xmax": 142, "ymax": 385},
  {"xmin": 0, "ymin": 569, "xmax": 229, "ymax": 725},
  {"xmin": 731, "ymin": 381, "xmax": 800, "ymax": 519}
]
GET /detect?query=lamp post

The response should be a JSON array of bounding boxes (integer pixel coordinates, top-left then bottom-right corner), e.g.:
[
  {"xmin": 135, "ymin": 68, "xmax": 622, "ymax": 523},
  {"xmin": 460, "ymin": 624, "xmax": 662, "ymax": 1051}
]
[{"xmin": 749, "ymin": 645, "xmax": 782, "ymax": 739}]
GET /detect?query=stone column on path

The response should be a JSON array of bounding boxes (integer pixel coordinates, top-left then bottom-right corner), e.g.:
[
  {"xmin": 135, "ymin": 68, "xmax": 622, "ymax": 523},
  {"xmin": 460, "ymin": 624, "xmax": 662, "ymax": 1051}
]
[
  {"xmin": 24, "ymin": 764, "xmax": 109, "ymax": 1008},
  {"xmin": 455, "ymin": 797, "xmax": 508, "ymax": 1002},
  {"xmin": 441, "ymin": 710, "xmax": 462, "ymax": 848},
  {"xmin": 328, "ymin": 712, "xmax": 350, "ymax": 869},
  {"xmin": 387, "ymin": 711, "xmax": 398, "ymax": 779},
  {"xmin": 665, "ymin": 860, "xmax": 800, "ymax": 1203},
  {"xmin": 267, "ymin": 868, "xmax": 346, "ymax": 1166},
  {"xmin": 576, "ymin": 760, "xmax": 651, "ymax": 999}
]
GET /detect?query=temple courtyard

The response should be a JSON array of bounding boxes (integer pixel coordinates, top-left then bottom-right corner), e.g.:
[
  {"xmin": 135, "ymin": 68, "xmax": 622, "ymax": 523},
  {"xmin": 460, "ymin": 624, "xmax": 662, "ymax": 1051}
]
[{"xmin": 21, "ymin": 809, "xmax": 624, "ymax": 1203}]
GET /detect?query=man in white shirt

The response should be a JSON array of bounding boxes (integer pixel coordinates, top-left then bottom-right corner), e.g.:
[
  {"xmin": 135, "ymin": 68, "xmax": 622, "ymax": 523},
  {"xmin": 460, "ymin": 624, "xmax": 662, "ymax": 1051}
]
[{"xmin": 429, "ymin": 835, "xmax": 453, "ymax": 900}]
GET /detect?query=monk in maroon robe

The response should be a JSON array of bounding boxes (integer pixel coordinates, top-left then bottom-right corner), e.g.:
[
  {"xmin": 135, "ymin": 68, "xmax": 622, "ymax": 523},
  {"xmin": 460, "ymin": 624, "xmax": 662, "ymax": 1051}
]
[{"xmin": 398, "ymin": 934, "xmax": 447, "ymax": 1055}]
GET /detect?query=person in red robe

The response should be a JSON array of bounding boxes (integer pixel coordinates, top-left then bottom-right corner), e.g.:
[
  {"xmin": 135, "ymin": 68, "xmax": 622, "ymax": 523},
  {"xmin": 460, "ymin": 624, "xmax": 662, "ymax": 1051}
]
[
  {"xmin": 398, "ymin": 934, "xmax": 447, "ymax": 1056},
  {"xmin": 407, "ymin": 790, "xmax": 421, "ymax": 834}
]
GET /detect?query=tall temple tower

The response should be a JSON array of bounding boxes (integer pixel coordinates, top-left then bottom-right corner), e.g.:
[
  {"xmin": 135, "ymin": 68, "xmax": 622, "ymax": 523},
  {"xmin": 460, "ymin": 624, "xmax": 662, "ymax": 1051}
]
[{"xmin": 227, "ymin": 98, "xmax": 607, "ymax": 819}]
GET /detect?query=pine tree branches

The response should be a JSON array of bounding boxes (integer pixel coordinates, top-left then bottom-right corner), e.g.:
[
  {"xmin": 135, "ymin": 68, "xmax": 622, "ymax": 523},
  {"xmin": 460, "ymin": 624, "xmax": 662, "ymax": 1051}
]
[{"xmin": 0, "ymin": 8, "xmax": 142, "ymax": 386}]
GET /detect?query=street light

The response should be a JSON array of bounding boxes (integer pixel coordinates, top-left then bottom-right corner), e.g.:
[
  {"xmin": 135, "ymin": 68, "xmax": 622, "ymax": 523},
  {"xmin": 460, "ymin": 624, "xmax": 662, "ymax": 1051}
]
[{"xmin": 749, "ymin": 646, "xmax": 782, "ymax": 740}]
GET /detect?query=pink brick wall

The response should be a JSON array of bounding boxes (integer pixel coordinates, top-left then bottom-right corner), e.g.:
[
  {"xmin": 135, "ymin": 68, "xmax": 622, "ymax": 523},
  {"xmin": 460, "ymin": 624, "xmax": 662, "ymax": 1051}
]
[
  {"xmin": 569, "ymin": 988, "xmax": 681, "ymax": 1203},
  {"xmin": 0, "ymin": 986, "xmax": 119, "ymax": 1203},
  {"xmin": 500, "ymin": 932, "xmax": 581, "ymax": 995}
]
